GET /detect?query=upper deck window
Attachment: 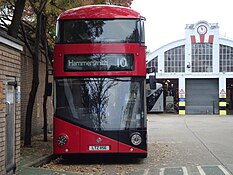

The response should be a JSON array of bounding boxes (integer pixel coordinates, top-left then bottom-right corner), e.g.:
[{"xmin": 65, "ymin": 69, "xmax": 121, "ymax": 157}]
[{"xmin": 56, "ymin": 19, "xmax": 141, "ymax": 44}]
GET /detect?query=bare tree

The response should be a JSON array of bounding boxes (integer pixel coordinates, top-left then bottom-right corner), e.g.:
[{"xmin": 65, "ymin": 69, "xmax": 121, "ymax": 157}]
[
  {"xmin": 41, "ymin": 14, "xmax": 53, "ymax": 142},
  {"xmin": 24, "ymin": 0, "xmax": 48, "ymax": 146},
  {"xmin": 7, "ymin": 0, "xmax": 26, "ymax": 38}
]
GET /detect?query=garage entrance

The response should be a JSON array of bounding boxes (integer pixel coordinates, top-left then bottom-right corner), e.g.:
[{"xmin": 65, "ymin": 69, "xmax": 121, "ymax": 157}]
[
  {"xmin": 186, "ymin": 79, "xmax": 219, "ymax": 115},
  {"xmin": 226, "ymin": 78, "xmax": 233, "ymax": 114}
]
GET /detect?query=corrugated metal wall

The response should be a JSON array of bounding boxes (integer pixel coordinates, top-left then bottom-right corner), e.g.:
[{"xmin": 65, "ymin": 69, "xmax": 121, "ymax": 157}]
[{"xmin": 186, "ymin": 79, "xmax": 219, "ymax": 114}]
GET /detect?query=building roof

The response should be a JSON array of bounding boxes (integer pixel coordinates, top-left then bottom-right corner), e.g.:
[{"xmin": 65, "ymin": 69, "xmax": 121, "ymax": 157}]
[{"xmin": 0, "ymin": 29, "xmax": 24, "ymax": 51}]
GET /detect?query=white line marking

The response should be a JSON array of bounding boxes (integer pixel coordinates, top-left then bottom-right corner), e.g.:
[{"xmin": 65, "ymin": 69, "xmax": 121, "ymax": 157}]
[
  {"xmin": 159, "ymin": 168, "xmax": 165, "ymax": 175},
  {"xmin": 182, "ymin": 167, "xmax": 188, "ymax": 175},
  {"xmin": 218, "ymin": 165, "xmax": 231, "ymax": 175},
  {"xmin": 143, "ymin": 169, "xmax": 149, "ymax": 175},
  {"xmin": 197, "ymin": 166, "xmax": 206, "ymax": 175}
]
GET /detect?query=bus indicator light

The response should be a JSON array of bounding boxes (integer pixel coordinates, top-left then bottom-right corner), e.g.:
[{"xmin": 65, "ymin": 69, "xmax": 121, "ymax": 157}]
[{"xmin": 96, "ymin": 137, "xmax": 102, "ymax": 143}]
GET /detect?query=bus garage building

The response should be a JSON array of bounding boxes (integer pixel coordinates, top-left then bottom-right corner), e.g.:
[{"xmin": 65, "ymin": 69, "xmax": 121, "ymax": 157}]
[{"xmin": 147, "ymin": 21, "xmax": 233, "ymax": 115}]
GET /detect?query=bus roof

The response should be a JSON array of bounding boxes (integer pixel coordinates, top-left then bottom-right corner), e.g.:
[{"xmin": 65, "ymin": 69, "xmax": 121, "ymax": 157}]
[{"xmin": 58, "ymin": 5, "xmax": 141, "ymax": 20}]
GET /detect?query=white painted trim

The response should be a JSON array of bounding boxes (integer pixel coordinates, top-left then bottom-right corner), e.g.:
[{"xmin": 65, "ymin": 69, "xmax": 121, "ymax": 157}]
[
  {"xmin": 197, "ymin": 166, "xmax": 206, "ymax": 175},
  {"xmin": 182, "ymin": 167, "xmax": 188, "ymax": 175},
  {"xmin": 143, "ymin": 169, "xmax": 149, "ymax": 175},
  {"xmin": 0, "ymin": 36, "xmax": 23, "ymax": 51},
  {"xmin": 218, "ymin": 165, "xmax": 231, "ymax": 175},
  {"xmin": 159, "ymin": 168, "xmax": 165, "ymax": 175}
]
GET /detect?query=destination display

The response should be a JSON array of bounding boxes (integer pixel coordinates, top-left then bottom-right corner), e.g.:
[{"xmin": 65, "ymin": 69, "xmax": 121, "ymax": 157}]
[{"xmin": 64, "ymin": 54, "xmax": 134, "ymax": 71}]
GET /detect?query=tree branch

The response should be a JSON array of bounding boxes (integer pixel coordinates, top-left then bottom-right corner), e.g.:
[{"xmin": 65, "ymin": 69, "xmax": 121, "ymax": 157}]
[
  {"xmin": 1, "ymin": 6, "xmax": 13, "ymax": 19},
  {"xmin": 28, "ymin": 0, "xmax": 38, "ymax": 14},
  {"xmin": 20, "ymin": 23, "xmax": 33, "ymax": 55},
  {"xmin": 50, "ymin": 1, "xmax": 65, "ymax": 11},
  {"xmin": 7, "ymin": 0, "xmax": 15, "ymax": 7},
  {"xmin": 22, "ymin": 19, "xmax": 36, "ymax": 31},
  {"xmin": 0, "ymin": 18, "xmax": 10, "ymax": 28},
  {"xmin": 39, "ymin": 0, "xmax": 48, "ymax": 13}
]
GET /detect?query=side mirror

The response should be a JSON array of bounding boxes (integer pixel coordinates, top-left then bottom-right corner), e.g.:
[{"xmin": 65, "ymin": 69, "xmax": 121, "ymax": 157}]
[
  {"xmin": 149, "ymin": 75, "xmax": 156, "ymax": 89},
  {"xmin": 146, "ymin": 67, "xmax": 155, "ymax": 74}
]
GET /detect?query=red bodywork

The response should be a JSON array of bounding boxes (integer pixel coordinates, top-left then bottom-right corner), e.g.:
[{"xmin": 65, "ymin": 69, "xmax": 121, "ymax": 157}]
[
  {"xmin": 53, "ymin": 43, "xmax": 146, "ymax": 77},
  {"xmin": 53, "ymin": 5, "xmax": 147, "ymax": 156},
  {"xmin": 54, "ymin": 118, "xmax": 147, "ymax": 154},
  {"xmin": 58, "ymin": 5, "xmax": 141, "ymax": 20},
  {"xmin": 53, "ymin": 42, "xmax": 146, "ymax": 155}
]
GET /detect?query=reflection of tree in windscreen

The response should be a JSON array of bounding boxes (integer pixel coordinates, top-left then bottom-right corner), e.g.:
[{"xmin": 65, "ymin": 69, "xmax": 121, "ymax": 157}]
[
  {"xmin": 81, "ymin": 78, "xmax": 117, "ymax": 130},
  {"xmin": 74, "ymin": 20, "xmax": 104, "ymax": 42},
  {"xmin": 125, "ymin": 27, "xmax": 138, "ymax": 43},
  {"xmin": 122, "ymin": 80, "xmax": 140, "ymax": 129}
]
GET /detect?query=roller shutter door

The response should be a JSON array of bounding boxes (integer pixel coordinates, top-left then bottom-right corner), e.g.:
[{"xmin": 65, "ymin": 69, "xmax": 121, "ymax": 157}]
[{"xmin": 186, "ymin": 79, "xmax": 219, "ymax": 115}]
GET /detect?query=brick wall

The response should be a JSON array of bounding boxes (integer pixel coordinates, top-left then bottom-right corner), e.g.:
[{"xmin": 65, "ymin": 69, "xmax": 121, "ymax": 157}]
[
  {"xmin": 20, "ymin": 48, "xmax": 53, "ymax": 138},
  {"xmin": 0, "ymin": 30, "xmax": 53, "ymax": 175},
  {"xmin": 0, "ymin": 40, "xmax": 22, "ymax": 175}
]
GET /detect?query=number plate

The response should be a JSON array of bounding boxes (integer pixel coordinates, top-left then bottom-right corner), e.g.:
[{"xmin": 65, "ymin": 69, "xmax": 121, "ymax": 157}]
[{"xmin": 88, "ymin": 146, "xmax": 110, "ymax": 151}]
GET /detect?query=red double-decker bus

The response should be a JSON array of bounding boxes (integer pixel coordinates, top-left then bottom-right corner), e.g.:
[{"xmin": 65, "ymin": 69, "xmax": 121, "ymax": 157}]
[{"xmin": 53, "ymin": 5, "xmax": 147, "ymax": 158}]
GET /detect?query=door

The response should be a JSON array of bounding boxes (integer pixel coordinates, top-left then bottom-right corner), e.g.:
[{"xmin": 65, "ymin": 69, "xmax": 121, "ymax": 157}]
[
  {"xmin": 186, "ymin": 79, "xmax": 219, "ymax": 114},
  {"xmin": 5, "ymin": 77, "xmax": 16, "ymax": 175}
]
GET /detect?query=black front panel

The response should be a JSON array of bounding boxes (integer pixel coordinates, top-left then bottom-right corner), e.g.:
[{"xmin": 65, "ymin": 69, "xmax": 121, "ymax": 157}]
[
  {"xmin": 55, "ymin": 115, "xmax": 147, "ymax": 151},
  {"xmin": 98, "ymin": 130, "xmax": 147, "ymax": 151}
]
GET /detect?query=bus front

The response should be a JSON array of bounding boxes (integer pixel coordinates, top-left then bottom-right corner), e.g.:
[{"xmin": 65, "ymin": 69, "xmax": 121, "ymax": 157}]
[{"xmin": 53, "ymin": 5, "xmax": 147, "ymax": 158}]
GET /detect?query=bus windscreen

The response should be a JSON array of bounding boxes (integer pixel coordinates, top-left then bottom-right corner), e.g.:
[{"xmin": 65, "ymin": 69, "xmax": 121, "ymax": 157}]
[
  {"xmin": 56, "ymin": 19, "xmax": 139, "ymax": 43},
  {"xmin": 55, "ymin": 77, "xmax": 144, "ymax": 130}
]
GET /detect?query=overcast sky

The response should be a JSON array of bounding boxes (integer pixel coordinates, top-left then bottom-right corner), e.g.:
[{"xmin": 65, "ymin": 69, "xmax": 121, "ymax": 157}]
[{"xmin": 131, "ymin": 0, "xmax": 233, "ymax": 52}]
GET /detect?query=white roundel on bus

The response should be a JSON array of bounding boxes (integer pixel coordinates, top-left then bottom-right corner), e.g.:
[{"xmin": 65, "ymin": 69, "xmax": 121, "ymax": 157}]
[{"xmin": 130, "ymin": 132, "xmax": 142, "ymax": 146}]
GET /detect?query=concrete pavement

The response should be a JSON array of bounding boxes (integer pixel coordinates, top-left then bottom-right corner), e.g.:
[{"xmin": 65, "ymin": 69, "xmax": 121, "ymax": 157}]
[
  {"xmin": 20, "ymin": 114, "xmax": 233, "ymax": 175},
  {"xmin": 148, "ymin": 114, "xmax": 233, "ymax": 174}
]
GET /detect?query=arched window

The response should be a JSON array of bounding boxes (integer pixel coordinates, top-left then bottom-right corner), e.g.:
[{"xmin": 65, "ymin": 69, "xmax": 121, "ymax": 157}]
[
  {"xmin": 164, "ymin": 45, "xmax": 185, "ymax": 72},
  {"xmin": 219, "ymin": 44, "xmax": 233, "ymax": 72},
  {"xmin": 146, "ymin": 56, "xmax": 158, "ymax": 72},
  {"xmin": 191, "ymin": 43, "xmax": 213, "ymax": 72}
]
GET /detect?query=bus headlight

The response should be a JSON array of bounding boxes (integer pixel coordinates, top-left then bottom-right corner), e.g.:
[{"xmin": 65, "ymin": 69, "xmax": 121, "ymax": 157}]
[
  {"xmin": 130, "ymin": 132, "xmax": 142, "ymax": 146},
  {"xmin": 57, "ymin": 135, "xmax": 68, "ymax": 146}
]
